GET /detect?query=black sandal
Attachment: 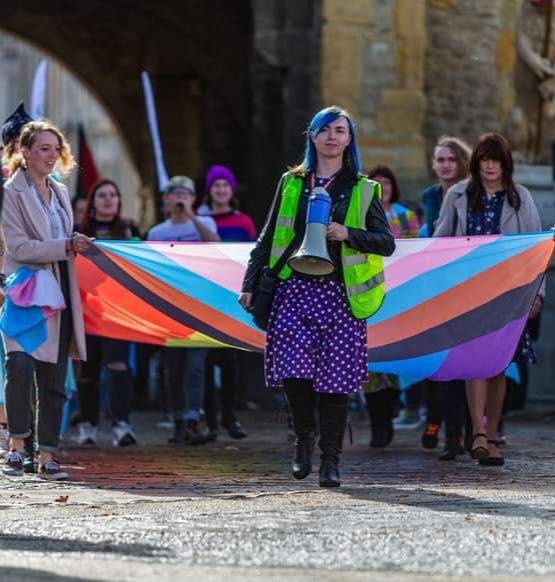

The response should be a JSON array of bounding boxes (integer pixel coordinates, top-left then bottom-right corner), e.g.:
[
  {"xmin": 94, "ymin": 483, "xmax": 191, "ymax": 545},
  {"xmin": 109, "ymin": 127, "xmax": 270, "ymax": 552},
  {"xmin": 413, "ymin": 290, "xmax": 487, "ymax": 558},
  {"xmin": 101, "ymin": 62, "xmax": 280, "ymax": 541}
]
[
  {"xmin": 470, "ymin": 433, "xmax": 489, "ymax": 460},
  {"xmin": 479, "ymin": 440, "xmax": 505, "ymax": 466}
]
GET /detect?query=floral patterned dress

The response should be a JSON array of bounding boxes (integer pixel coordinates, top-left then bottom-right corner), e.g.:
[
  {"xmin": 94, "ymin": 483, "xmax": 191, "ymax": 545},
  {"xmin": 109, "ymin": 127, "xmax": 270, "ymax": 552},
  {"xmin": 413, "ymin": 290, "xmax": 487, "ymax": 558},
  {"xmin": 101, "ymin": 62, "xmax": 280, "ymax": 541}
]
[{"xmin": 467, "ymin": 189, "xmax": 536, "ymax": 364}]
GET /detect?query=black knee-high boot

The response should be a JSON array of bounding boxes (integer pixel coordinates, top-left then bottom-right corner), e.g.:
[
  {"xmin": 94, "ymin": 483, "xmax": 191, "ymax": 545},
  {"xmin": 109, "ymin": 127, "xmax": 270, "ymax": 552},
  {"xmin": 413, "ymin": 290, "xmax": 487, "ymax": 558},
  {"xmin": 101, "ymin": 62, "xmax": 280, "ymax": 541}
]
[
  {"xmin": 284, "ymin": 380, "xmax": 316, "ymax": 480},
  {"xmin": 318, "ymin": 394, "xmax": 348, "ymax": 488}
]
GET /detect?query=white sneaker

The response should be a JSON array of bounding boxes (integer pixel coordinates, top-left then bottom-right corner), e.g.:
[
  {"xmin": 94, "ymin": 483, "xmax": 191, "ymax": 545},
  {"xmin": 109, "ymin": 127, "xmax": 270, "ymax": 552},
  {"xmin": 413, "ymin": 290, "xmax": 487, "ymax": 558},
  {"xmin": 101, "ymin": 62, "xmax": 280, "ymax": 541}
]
[
  {"xmin": 112, "ymin": 421, "xmax": 137, "ymax": 447},
  {"xmin": 0, "ymin": 426, "xmax": 10, "ymax": 456},
  {"xmin": 77, "ymin": 422, "xmax": 98, "ymax": 446}
]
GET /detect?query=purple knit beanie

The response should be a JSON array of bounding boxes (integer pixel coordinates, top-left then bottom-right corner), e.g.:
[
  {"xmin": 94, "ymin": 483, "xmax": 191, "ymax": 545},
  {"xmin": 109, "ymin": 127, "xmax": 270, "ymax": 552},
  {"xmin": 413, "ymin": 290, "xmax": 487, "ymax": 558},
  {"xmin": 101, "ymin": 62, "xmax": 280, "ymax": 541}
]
[{"xmin": 205, "ymin": 165, "xmax": 238, "ymax": 194}]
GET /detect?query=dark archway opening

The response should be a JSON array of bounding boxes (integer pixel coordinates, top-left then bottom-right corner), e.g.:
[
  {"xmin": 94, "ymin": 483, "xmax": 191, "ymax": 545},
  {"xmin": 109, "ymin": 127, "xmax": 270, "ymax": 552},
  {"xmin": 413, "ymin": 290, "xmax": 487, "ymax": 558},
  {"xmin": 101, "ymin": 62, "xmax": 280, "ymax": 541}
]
[{"xmin": 2, "ymin": 1, "xmax": 321, "ymax": 227}]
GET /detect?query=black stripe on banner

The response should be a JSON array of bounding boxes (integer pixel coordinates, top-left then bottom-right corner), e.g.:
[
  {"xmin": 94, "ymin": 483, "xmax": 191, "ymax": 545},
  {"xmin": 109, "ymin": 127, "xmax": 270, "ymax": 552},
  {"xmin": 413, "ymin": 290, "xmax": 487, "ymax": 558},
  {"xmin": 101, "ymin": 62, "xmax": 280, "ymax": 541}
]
[
  {"xmin": 368, "ymin": 274, "xmax": 543, "ymax": 362},
  {"xmin": 83, "ymin": 246, "xmax": 256, "ymax": 351}
]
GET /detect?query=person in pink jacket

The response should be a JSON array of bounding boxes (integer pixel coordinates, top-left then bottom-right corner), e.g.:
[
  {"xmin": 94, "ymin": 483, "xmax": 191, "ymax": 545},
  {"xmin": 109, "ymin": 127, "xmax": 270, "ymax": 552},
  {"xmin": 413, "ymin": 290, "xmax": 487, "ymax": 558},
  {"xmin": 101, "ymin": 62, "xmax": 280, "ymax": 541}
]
[{"xmin": 1, "ymin": 121, "xmax": 93, "ymax": 480}]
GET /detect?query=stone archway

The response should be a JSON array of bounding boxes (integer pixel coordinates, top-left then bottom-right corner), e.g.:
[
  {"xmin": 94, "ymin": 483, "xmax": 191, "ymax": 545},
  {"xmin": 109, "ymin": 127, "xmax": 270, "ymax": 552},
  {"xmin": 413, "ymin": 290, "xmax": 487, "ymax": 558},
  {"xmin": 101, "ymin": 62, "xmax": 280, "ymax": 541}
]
[
  {"xmin": 2, "ymin": 2, "xmax": 251, "ymax": 186},
  {"xmin": 2, "ymin": 1, "xmax": 321, "ymax": 225}
]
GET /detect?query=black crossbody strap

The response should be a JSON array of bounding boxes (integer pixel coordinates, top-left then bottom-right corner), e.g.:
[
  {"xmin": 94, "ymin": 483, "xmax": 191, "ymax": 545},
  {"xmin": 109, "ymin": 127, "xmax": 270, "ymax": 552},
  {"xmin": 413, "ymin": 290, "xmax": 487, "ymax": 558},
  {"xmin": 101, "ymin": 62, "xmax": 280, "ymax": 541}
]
[
  {"xmin": 268, "ymin": 181, "xmax": 310, "ymax": 276},
  {"xmin": 269, "ymin": 236, "xmax": 299, "ymax": 277}
]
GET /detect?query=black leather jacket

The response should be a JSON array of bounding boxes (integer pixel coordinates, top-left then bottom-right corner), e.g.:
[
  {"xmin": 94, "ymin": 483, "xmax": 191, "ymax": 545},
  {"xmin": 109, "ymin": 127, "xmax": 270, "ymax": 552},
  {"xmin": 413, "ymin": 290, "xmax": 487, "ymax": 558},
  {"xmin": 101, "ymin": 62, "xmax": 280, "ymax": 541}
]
[{"xmin": 241, "ymin": 167, "xmax": 395, "ymax": 292}]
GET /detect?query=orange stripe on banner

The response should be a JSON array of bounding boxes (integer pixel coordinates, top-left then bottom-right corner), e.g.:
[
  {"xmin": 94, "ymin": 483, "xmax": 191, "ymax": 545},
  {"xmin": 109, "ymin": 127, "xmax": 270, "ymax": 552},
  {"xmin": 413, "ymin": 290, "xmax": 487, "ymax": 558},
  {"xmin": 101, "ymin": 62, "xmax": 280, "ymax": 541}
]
[
  {"xmin": 79, "ymin": 257, "xmax": 198, "ymax": 345},
  {"xmin": 368, "ymin": 240, "xmax": 554, "ymax": 349},
  {"xmin": 84, "ymin": 249, "xmax": 265, "ymax": 350}
]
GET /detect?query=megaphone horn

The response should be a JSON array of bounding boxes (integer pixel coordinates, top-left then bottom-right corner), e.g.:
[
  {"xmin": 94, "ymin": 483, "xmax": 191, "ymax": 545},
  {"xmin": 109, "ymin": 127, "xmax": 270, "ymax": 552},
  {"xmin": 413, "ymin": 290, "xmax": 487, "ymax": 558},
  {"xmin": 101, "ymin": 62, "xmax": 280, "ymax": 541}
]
[{"xmin": 288, "ymin": 187, "xmax": 335, "ymax": 277}]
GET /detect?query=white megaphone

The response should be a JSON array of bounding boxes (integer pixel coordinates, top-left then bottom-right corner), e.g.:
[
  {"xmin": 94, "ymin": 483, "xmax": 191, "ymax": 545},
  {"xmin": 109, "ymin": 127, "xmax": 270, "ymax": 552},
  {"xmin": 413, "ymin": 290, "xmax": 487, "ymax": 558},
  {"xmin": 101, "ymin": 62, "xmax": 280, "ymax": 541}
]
[{"xmin": 288, "ymin": 187, "xmax": 335, "ymax": 276}]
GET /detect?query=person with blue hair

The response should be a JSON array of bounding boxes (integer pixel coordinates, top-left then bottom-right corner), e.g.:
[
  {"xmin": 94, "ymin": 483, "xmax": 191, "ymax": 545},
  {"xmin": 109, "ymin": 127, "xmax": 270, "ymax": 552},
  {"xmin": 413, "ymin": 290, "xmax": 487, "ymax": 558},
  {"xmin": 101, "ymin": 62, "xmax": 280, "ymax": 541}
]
[{"xmin": 239, "ymin": 106, "xmax": 395, "ymax": 487}]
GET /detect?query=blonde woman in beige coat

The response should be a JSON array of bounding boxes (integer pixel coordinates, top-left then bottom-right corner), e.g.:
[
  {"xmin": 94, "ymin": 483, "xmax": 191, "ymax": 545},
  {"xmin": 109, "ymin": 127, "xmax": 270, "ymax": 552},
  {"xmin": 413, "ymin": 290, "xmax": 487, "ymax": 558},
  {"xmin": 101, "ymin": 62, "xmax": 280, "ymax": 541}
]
[{"xmin": 1, "ymin": 121, "xmax": 93, "ymax": 480}]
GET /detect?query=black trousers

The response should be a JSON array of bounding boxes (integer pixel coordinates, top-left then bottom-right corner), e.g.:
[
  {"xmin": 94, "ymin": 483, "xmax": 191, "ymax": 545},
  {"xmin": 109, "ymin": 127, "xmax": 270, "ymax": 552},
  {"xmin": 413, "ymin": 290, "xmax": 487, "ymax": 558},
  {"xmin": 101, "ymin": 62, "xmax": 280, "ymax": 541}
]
[
  {"xmin": 436, "ymin": 379, "xmax": 467, "ymax": 435},
  {"xmin": 77, "ymin": 335, "xmax": 132, "ymax": 425},
  {"xmin": 204, "ymin": 348, "xmax": 240, "ymax": 431},
  {"xmin": 424, "ymin": 380, "xmax": 442, "ymax": 425}
]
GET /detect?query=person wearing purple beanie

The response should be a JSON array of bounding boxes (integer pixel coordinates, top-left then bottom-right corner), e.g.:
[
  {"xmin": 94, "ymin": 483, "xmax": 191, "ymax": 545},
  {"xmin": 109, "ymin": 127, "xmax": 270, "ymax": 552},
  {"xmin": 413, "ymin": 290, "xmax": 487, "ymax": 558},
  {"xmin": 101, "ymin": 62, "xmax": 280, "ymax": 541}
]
[
  {"xmin": 198, "ymin": 165, "xmax": 256, "ymax": 242},
  {"xmin": 199, "ymin": 165, "xmax": 257, "ymax": 440}
]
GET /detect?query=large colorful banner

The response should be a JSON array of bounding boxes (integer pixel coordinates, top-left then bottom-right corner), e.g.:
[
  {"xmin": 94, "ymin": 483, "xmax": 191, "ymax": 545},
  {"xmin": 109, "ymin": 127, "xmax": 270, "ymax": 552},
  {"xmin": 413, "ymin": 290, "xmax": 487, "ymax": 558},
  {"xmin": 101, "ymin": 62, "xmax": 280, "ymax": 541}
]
[{"xmin": 77, "ymin": 232, "xmax": 554, "ymax": 380}]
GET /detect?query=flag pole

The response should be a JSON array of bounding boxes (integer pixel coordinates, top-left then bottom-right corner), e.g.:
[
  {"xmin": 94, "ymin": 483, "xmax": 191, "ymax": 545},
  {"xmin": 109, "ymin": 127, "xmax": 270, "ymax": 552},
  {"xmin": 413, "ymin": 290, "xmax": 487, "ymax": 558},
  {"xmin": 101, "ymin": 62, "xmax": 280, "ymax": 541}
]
[
  {"xmin": 140, "ymin": 71, "xmax": 169, "ymax": 192},
  {"xmin": 30, "ymin": 59, "xmax": 48, "ymax": 119}
]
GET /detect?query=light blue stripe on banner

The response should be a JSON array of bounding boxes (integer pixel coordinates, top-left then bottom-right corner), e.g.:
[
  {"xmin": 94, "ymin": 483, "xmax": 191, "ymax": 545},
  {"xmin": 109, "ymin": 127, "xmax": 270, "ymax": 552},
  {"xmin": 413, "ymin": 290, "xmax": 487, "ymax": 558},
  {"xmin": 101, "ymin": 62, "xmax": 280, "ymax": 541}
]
[
  {"xmin": 369, "ymin": 232, "xmax": 551, "ymax": 325},
  {"xmin": 94, "ymin": 241, "xmax": 256, "ymax": 328}
]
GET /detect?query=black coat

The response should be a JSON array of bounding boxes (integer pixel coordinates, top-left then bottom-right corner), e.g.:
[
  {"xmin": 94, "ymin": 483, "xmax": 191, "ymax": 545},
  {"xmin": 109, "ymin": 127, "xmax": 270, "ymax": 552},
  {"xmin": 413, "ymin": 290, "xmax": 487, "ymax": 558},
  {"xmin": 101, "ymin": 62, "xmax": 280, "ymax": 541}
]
[{"xmin": 241, "ymin": 167, "xmax": 395, "ymax": 292}]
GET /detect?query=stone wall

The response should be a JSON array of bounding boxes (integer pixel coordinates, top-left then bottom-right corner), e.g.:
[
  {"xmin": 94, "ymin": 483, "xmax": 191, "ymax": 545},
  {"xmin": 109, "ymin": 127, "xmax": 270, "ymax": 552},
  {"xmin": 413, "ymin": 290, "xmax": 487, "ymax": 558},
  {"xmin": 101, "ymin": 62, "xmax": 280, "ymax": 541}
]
[
  {"xmin": 320, "ymin": 0, "xmax": 524, "ymax": 195},
  {"xmin": 249, "ymin": 1, "xmax": 322, "ymax": 223},
  {"xmin": 424, "ymin": 0, "xmax": 521, "ymax": 153},
  {"xmin": 321, "ymin": 0, "xmax": 428, "ymax": 196}
]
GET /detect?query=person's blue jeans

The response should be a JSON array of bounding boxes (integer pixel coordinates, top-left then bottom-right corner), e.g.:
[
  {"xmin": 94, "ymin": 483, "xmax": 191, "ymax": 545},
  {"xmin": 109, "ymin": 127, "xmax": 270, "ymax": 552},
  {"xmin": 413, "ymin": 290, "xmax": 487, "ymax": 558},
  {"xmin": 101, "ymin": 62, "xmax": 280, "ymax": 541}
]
[{"xmin": 164, "ymin": 347, "xmax": 208, "ymax": 422}]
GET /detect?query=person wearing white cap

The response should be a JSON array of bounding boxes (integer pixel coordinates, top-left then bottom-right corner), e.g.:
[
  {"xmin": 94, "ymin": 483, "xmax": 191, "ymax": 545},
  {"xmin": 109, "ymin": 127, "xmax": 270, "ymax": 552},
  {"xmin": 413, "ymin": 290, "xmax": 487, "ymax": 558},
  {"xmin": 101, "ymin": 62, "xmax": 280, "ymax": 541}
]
[{"xmin": 148, "ymin": 175, "xmax": 220, "ymax": 445}]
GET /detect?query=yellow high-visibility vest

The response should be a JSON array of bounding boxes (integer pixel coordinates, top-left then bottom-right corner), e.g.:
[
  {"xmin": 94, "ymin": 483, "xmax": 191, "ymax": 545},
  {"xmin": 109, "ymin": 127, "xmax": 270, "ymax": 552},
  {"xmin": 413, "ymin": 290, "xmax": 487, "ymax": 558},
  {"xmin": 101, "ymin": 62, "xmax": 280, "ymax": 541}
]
[{"xmin": 269, "ymin": 172, "xmax": 385, "ymax": 319}]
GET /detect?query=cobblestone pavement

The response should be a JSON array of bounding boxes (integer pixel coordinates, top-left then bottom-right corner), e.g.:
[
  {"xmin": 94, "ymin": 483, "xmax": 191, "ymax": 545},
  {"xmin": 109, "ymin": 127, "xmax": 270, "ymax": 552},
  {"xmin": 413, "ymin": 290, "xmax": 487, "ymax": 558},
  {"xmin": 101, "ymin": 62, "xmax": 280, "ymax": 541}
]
[{"xmin": 0, "ymin": 410, "xmax": 554, "ymax": 581}]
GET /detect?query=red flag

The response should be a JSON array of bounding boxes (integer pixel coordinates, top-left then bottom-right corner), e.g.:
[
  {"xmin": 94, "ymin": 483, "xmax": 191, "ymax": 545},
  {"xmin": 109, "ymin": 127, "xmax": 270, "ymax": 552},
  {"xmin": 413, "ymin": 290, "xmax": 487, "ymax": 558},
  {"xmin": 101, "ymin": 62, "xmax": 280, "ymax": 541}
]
[{"xmin": 76, "ymin": 124, "xmax": 99, "ymax": 197}]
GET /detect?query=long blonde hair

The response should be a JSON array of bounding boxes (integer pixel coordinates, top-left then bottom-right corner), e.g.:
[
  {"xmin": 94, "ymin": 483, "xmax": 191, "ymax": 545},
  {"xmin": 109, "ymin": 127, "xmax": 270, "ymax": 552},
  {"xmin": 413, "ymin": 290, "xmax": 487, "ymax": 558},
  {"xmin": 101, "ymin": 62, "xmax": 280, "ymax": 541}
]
[{"xmin": 8, "ymin": 120, "xmax": 76, "ymax": 177}]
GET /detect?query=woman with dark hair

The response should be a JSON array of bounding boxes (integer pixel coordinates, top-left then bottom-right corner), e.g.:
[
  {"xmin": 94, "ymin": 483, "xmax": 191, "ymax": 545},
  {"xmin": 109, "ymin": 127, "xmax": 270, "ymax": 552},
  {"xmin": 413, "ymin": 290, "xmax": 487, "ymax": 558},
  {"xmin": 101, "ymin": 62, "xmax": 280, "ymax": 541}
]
[
  {"xmin": 434, "ymin": 133, "xmax": 542, "ymax": 467},
  {"xmin": 76, "ymin": 179, "xmax": 141, "ymax": 447},
  {"xmin": 79, "ymin": 179, "xmax": 140, "ymax": 241},
  {"xmin": 368, "ymin": 165, "xmax": 420, "ymax": 239},
  {"xmin": 238, "ymin": 105, "xmax": 395, "ymax": 487},
  {"xmin": 364, "ymin": 165, "xmax": 419, "ymax": 447}
]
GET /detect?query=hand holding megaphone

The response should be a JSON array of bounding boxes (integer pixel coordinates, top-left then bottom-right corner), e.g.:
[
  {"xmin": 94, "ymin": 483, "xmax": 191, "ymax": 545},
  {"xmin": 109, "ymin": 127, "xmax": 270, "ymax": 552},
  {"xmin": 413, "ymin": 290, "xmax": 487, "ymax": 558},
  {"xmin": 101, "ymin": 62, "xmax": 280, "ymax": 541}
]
[
  {"xmin": 288, "ymin": 186, "xmax": 335, "ymax": 276},
  {"xmin": 326, "ymin": 222, "xmax": 348, "ymax": 242}
]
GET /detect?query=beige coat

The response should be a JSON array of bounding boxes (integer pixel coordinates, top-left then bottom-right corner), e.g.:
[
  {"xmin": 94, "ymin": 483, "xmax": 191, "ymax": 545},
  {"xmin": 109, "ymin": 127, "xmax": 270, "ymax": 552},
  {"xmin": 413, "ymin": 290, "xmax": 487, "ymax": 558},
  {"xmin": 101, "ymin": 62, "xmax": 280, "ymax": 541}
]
[
  {"xmin": 1, "ymin": 168, "xmax": 86, "ymax": 363},
  {"xmin": 434, "ymin": 178, "xmax": 545, "ymax": 297},
  {"xmin": 434, "ymin": 179, "xmax": 542, "ymax": 237}
]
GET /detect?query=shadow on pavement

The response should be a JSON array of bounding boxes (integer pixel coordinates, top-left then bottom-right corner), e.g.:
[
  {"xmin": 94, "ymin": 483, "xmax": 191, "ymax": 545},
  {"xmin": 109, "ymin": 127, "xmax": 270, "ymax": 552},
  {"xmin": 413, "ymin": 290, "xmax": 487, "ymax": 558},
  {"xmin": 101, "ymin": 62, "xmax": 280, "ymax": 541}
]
[
  {"xmin": 0, "ymin": 566, "xmax": 95, "ymax": 582},
  {"xmin": 0, "ymin": 532, "xmax": 170, "ymax": 559},
  {"xmin": 338, "ymin": 483, "xmax": 555, "ymax": 520}
]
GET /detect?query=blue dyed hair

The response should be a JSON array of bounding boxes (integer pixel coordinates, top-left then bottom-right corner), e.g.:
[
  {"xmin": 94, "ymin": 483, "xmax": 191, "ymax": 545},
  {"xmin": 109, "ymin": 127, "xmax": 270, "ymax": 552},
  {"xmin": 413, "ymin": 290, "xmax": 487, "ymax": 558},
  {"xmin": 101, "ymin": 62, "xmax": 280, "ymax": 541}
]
[{"xmin": 295, "ymin": 106, "xmax": 361, "ymax": 175}]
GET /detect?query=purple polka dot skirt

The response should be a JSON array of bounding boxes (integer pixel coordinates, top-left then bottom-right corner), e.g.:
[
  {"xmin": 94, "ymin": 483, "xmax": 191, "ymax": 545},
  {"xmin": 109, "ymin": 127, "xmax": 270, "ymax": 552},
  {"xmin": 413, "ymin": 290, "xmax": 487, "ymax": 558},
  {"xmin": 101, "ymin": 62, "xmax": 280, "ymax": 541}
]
[{"xmin": 265, "ymin": 276, "xmax": 368, "ymax": 394}]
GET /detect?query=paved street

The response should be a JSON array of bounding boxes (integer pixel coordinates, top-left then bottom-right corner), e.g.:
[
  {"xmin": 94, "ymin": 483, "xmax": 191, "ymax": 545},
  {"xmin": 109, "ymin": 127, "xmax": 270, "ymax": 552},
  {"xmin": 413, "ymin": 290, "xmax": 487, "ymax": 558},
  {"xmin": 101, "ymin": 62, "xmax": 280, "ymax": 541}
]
[{"xmin": 0, "ymin": 409, "xmax": 554, "ymax": 581}]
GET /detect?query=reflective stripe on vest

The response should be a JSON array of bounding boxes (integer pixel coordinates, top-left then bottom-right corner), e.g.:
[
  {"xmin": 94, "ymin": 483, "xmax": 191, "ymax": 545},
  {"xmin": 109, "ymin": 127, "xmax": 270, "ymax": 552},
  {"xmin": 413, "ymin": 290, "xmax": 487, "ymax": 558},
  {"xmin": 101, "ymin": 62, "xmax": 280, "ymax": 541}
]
[
  {"xmin": 269, "ymin": 173, "xmax": 386, "ymax": 319},
  {"xmin": 275, "ymin": 216, "xmax": 295, "ymax": 229},
  {"xmin": 347, "ymin": 272, "xmax": 386, "ymax": 296},
  {"xmin": 343, "ymin": 254, "xmax": 367, "ymax": 266},
  {"xmin": 268, "ymin": 173, "xmax": 303, "ymax": 278},
  {"xmin": 340, "ymin": 179, "xmax": 385, "ymax": 318}
]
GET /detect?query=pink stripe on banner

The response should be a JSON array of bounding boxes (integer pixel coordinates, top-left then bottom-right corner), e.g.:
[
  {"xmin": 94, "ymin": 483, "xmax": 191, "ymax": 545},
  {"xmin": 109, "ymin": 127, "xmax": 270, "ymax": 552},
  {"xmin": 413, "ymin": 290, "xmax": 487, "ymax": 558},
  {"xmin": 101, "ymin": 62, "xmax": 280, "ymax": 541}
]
[
  {"xmin": 385, "ymin": 235, "xmax": 500, "ymax": 291},
  {"xmin": 145, "ymin": 242, "xmax": 248, "ymax": 293}
]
